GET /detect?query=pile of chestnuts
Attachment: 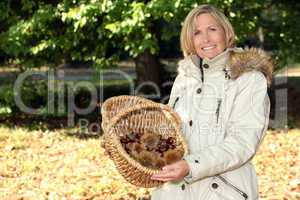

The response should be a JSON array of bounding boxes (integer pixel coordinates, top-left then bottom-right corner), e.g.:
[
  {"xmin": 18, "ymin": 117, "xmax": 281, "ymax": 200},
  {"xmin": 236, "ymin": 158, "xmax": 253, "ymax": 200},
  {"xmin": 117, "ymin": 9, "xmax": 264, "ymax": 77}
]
[{"xmin": 120, "ymin": 131, "xmax": 184, "ymax": 169}]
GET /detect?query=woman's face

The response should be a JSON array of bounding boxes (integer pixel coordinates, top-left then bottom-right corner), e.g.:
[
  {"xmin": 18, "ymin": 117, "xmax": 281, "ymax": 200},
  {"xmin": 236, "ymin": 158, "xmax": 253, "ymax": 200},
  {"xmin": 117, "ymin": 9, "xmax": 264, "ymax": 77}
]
[{"xmin": 193, "ymin": 13, "xmax": 227, "ymax": 59}]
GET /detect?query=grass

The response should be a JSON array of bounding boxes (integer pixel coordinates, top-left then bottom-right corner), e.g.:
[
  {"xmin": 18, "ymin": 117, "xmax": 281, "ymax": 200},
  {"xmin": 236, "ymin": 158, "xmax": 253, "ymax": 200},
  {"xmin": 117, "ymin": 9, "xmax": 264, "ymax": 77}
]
[{"xmin": 0, "ymin": 127, "xmax": 299, "ymax": 199}]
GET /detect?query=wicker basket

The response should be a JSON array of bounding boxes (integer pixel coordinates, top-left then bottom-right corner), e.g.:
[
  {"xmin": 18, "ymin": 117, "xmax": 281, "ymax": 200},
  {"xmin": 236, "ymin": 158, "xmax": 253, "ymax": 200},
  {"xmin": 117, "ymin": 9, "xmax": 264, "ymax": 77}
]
[
  {"xmin": 101, "ymin": 95, "xmax": 154, "ymax": 133},
  {"xmin": 101, "ymin": 96, "xmax": 188, "ymax": 188}
]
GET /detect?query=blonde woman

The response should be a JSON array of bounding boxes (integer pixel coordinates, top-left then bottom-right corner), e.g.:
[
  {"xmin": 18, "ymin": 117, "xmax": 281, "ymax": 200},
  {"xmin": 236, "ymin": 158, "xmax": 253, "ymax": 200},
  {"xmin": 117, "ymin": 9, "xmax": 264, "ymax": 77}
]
[{"xmin": 151, "ymin": 5, "xmax": 273, "ymax": 200}]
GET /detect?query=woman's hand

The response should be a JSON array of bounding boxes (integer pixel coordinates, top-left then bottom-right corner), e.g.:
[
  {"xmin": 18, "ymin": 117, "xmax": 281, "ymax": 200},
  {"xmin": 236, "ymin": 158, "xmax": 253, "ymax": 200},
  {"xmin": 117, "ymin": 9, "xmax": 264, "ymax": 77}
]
[{"xmin": 151, "ymin": 160, "xmax": 190, "ymax": 182}]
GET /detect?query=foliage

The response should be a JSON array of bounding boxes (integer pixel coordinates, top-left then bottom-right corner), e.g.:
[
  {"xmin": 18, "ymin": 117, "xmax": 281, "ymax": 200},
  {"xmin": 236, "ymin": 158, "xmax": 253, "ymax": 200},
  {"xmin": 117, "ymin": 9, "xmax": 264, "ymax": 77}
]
[
  {"xmin": 0, "ymin": 0, "xmax": 299, "ymax": 69},
  {"xmin": 0, "ymin": 78, "xmax": 132, "ymax": 117},
  {"xmin": 0, "ymin": 80, "xmax": 48, "ymax": 114},
  {"xmin": 0, "ymin": 85, "xmax": 15, "ymax": 113},
  {"xmin": 253, "ymin": 129, "xmax": 300, "ymax": 199}
]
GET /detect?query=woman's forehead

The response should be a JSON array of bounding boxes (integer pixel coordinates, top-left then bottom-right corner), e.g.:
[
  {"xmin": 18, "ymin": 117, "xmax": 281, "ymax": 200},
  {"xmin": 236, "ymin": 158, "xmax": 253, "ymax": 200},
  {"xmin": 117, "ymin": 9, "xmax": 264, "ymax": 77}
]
[{"xmin": 193, "ymin": 13, "xmax": 220, "ymax": 29}]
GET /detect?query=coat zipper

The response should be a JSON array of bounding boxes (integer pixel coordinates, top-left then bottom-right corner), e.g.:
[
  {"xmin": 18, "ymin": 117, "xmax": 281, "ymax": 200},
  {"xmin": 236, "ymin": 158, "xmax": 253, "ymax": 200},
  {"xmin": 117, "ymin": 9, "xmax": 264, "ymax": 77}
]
[
  {"xmin": 217, "ymin": 175, "xmax": 248, "ymax": 199},
  {"xmin": 172, "ymin": 97, "xmax": 179, "ymax": 109},
  {"xmin": 216, "ymin": 98, "xmax": 222, "ymax": 124}
]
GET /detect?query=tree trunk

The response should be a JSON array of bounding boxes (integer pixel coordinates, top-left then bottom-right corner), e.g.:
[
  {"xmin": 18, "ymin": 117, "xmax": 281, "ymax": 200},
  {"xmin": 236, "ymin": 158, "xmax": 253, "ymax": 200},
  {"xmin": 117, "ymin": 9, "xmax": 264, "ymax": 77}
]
[{"xmin": 134, "ymin": 50, "xmax": 162, "ymax": 96}]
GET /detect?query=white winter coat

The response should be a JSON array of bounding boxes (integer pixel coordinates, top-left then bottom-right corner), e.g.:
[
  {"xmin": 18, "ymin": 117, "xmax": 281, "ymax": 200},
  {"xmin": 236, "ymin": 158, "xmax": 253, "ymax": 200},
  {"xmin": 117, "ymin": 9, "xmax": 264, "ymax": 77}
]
[{"xmin": 151, "ymin": 48, "xmax": 273, "ymax": 200}]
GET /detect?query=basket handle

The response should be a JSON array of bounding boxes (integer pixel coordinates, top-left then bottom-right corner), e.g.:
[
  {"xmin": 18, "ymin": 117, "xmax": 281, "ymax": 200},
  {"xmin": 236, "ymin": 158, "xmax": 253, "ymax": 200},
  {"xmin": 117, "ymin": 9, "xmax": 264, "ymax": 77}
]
[
  {"xmin": 106, "ymin": 102, "xmax": 180, "ymax": 134},
  {"xmin": 101, "ymin": 101, "xmax": 181, "ymax": 151},
  {"xmin": 105, "ymin": 101, "xmax": 187, "ymax": 153}
]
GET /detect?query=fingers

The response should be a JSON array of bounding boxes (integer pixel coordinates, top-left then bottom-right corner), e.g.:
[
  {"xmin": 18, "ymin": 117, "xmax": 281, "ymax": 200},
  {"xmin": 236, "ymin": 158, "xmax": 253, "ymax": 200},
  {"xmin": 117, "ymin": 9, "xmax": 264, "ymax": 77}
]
[
  {"xmin": 151, "ymin": 165, "xmax": 178, "ymax": 181},
  {"xmin": 151, "ymin": 177, "xmax": 174, "ymax": 182},
  {"xmin": 151, "ymin": 172, "xmax": 177, "ymax": 181},
  {"xmin": 162, "ymin": 164, "xmax": 176, "ymax": 171},
  {"xmin": 151, "ymin": 161, "xmax": 188, "ymax": 181}
]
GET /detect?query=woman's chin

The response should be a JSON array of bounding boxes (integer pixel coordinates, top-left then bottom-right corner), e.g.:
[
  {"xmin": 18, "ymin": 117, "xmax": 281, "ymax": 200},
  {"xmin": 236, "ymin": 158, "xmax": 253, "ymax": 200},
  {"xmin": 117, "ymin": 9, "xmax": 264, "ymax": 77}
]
[
  {"xmin": 202, "ymin": 53, "xmax": 217, "ymax": 59},
  {"xmin": 197, "ymin": 50, "xmax": 218, "ymax": 59},
  {"xmin": 198, "ymin": 48, "xmax": 226, "ymax": 59}
]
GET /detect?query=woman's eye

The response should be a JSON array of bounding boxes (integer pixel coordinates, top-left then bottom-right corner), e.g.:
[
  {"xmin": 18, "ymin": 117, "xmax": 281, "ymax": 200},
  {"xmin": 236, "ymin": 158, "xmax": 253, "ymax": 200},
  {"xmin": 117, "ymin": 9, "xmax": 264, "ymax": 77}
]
[
  {"xmin": 194, "ymin": 30, "xmax": 200, "ymax": 35},
  {"xmin": 209, "ymin": 27, "xmax": 217, "ymax": 31}
]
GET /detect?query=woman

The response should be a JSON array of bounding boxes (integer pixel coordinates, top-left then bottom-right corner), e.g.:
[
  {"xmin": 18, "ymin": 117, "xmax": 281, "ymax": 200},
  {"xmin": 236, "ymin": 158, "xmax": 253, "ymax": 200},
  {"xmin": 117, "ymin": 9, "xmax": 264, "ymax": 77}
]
[{"xmin": 150, "ymin": 5, "xmax": 273, "ymax": 200}]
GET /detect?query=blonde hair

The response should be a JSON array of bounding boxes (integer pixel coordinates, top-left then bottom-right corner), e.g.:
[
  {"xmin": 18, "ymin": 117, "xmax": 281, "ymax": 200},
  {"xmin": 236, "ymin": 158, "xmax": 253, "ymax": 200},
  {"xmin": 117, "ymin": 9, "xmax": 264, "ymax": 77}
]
[{"xmin": 180, "ymin": 5, "xmax": 235, "ymax": 57}]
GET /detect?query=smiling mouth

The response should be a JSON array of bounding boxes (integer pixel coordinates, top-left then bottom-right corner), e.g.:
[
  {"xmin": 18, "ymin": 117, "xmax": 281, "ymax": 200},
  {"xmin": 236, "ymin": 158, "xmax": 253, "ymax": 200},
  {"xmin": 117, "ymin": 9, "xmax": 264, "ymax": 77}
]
[{"xmin": 202, "ymin": 45, "xmax": 216, "ymax": 51}]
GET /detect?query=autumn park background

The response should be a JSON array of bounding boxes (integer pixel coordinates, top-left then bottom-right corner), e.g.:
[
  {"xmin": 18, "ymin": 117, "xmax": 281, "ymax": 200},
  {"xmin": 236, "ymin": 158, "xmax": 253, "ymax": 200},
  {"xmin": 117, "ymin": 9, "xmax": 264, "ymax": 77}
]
[{"xmin": 0, "ymin": 0, "xmax": 299, "ymax": 199}]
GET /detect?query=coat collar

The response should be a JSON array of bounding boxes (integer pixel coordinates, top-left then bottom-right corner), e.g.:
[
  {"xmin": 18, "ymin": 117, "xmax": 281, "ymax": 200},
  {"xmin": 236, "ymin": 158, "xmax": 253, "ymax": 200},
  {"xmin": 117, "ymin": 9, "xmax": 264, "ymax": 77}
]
[
  {"xmin": 177, "ymin": 47, "xmax": 273, "ymax": 86},
  {"xmin": 178, "ymin": 48, "xmax": 242, "ymax": 81},
  {"xmin": 202, "ymin": 48, "xmax": 232, "ymax": 72}
]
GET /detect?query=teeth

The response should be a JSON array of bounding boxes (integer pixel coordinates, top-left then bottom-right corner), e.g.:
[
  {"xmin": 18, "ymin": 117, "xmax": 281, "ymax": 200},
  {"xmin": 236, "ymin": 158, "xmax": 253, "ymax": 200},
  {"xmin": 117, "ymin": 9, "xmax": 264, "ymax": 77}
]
[{"xmin": 202, "ymin": 46, "xmax": 215, "ymax": 50}]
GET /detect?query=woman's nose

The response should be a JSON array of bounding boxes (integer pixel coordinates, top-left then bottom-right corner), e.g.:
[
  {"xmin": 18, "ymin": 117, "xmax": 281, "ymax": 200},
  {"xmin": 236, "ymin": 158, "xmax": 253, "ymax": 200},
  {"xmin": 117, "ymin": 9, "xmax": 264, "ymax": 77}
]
[{"xmin": 202, "ymin": 31, "xmax": 210, "ymax": 43}]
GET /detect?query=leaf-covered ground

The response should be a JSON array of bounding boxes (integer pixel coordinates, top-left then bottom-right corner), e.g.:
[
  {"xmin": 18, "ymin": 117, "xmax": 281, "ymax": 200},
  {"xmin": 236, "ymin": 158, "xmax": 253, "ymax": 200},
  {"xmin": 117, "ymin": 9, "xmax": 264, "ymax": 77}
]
[
  {"xmin": 0, "ymin": 127, "xmax": 299, "ymax": 200},
  {"xmin": 253, "ymin": 129, "xmax": 300, "ymax": 199}
]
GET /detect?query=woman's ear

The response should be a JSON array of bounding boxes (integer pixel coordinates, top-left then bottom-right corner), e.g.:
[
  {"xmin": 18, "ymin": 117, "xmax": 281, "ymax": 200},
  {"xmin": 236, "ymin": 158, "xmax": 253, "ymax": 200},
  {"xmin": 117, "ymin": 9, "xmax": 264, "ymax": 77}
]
[{"xmin": 227, "ymin": 35, "xmax": 235, "ymax": 48}]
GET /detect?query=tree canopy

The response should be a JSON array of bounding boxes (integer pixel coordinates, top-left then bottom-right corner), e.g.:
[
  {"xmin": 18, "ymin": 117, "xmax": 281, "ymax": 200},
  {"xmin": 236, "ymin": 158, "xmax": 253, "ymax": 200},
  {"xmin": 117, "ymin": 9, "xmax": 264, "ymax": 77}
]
[{"xmin": 0, "ymin": 0, "xmax": 299, "ymax": 69}]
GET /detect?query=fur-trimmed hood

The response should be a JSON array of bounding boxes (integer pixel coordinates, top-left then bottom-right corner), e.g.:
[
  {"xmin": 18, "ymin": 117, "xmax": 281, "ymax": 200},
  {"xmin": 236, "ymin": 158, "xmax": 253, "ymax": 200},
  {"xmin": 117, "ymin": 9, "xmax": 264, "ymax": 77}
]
[
  {"xmin": 229, "ymin": 48, "xmax": 273, "ymax": 87},
  {"xmin": 178, "ymin": 47, "xmax": 274, "ymax": 87}
]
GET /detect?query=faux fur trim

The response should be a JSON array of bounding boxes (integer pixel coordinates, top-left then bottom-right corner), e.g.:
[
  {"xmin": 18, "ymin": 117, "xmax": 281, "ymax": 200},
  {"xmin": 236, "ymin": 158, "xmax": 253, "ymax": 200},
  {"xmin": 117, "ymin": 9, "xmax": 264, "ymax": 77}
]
[{"xmin": 229, "ymin": 48, "xmax": 274, "ymax": 87}]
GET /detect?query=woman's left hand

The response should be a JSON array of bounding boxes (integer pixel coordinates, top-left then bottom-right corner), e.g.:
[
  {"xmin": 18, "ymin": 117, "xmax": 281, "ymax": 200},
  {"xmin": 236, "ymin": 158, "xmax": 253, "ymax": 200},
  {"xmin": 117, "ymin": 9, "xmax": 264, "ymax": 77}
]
[{"xmin": 151, "ymin": 160, "xmax": 190, "ymax": 182}]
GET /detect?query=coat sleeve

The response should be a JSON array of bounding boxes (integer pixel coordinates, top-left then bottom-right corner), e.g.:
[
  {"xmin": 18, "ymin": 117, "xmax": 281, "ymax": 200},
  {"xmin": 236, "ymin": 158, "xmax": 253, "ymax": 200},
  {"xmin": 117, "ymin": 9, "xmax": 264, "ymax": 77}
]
[{"xmin": 183, "ymin": 71, "xmax": 270, "ymax": 184}]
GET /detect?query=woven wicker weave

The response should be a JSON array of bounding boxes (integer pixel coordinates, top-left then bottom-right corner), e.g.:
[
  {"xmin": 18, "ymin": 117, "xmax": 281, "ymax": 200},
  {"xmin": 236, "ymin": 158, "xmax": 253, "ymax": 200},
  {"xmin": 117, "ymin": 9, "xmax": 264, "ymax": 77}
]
[
  {"xmin": 101, "ymin": 95, "xmax": 153, "ymax": 133},
  {"xmin": 101, "ymin": 96, "xmax": 188, "ymax": 188}
]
